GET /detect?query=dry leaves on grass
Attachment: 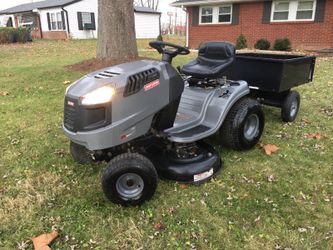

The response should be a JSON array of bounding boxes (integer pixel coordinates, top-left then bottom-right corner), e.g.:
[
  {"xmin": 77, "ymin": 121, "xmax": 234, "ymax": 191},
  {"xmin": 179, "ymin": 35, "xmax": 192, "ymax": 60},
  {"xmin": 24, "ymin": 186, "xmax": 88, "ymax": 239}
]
[
  {"xmin": 262, "ymin": 144, "xmax": 279, "ymax": 155},
  {"xmin": 32, "ymin": 231, "xmax": 58, "ymax": 250},
  {"xmin": 154, "ymin": 221, "xmax": 165, "ymax": 231},
  {"xmin": 304, "ymin": 132, "xmax": 322, "ymax": 139},
  {"xmin": 63, "ymin": 80, "xmax": 71, "ymax": 85},
  {"xmin": 1, "ymin": 91, "xmax": 10, "ymax": 96}
]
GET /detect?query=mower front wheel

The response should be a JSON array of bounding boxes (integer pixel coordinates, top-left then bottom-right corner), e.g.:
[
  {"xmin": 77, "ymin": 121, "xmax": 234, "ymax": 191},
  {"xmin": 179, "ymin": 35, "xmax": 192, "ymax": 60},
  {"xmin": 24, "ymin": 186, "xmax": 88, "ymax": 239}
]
[
  {"xmin": 220, "ymin": 97, "xmax": 265, "ymax": 150},
  {"xmin": 101, "ymin": 153, "xmax": 158, "ymax": 206}
]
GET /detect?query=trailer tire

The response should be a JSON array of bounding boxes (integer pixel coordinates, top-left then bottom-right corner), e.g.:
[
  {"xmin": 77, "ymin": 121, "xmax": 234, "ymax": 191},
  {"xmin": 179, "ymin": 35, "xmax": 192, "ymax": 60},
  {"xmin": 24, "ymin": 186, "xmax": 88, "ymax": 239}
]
[
  {"xmin": 70, "ymin": 141, "xmax": 95, "ymax": 165},
  {"xmin": 220, "ymin": 97, "xmax": 265, "ymax": 150},
  {"xmin": 101, "ymin": 153, "xmax": 158, "ymax": 206},
  {"xmin": 281, "ymin": 91, "xmax": 300, "ymax": 122}
]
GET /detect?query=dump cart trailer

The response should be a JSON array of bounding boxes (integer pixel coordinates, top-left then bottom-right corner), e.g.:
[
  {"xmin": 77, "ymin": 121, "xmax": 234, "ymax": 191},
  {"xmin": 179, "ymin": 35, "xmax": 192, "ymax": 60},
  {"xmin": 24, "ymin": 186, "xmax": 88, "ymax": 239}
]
[{"xmin": 225, "ymin": 53, "xmax": 316, "ymax": 122}]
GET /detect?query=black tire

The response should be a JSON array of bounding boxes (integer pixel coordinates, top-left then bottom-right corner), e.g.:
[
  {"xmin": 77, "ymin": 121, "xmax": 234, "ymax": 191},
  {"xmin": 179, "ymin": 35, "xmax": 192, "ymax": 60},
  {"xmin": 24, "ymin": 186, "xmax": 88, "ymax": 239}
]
[
  {"xmin": 220, "ymin": 97, "xmax": 265, "ymax": 150},
  {"xmin": 101, "ymin": 153, "xmax": 158, "ymax": 206},
  {"xmin": 281, "ymin": 91, "xmax": 300, "ymax": 122},
  {"xmin": 70, "ymin": 141, "xmax": 94, "ymax": 165}
]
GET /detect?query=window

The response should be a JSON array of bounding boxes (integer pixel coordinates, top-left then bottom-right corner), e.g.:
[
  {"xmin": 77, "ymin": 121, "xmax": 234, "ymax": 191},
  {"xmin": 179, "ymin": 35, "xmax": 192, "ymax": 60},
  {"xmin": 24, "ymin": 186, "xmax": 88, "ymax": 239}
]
[
  {"xmin": 81, "ymin": 12, "xmax": 93, "ymax": 26},
  {"xmin": 49, "ymin": 12, "xmax": 64, "ymax": 30},
  {"xmin": 296, "ymin": 1, "xmax": 314, "ymax": 19},
  {"xmin": 201, "ymin": 7, "xmax": 213, "ymax": 23},
  {"xmin": 273, "ymin": 2, "xmax": 290, "ymax": 20},
  {"xmin": 77, "ymin": 12, "xmax": 96, "ymax": 30},
  {"xmin": 200, "ymin": 5, "xmax": 233, "ymax": 25},
  {"xmin": 219, "ymin": 6, "xmax": 232, "ymax": 23},
  {"xmin": 271, "ymin": 0, "xmax": 316, "ymax": 22}
]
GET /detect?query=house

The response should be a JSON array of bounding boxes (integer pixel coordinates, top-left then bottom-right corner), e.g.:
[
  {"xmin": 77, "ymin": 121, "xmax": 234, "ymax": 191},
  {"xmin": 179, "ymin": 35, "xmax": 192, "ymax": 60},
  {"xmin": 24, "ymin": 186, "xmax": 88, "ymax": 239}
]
[
  {"xmin": 0, "ymin": 0, "xmax": 161, "ymax": 39},
  {"xmin": 171, "ymin": 0, "xmax": 333, "ymax": 50}
]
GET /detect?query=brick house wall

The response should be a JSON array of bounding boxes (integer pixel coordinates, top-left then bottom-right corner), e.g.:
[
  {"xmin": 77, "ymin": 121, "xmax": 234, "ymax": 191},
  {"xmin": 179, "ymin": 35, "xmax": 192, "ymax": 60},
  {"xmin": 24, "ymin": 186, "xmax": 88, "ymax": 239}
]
[
  {"xmin": 187, "ymin": 1, "xmax": 333, "ymax": 50},
  {"xmin": 42, "ymin": 31, "xmax": 67, "ymax": 40}
]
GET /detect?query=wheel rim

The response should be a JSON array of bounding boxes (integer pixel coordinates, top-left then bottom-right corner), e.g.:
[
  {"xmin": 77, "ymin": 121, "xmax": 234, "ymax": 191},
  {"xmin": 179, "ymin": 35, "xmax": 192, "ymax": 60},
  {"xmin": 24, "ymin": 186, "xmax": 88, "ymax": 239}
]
[
  {"xmin": 243, "ymin": 114, "xmax": 260, "ymax": 141},
  {"xmin": 289, "ymin": 100, "xmax": 298, "ymax": 117},
  {"xmin": 116, "ymin": 173, "xmax": 144, "ymax": 200}
]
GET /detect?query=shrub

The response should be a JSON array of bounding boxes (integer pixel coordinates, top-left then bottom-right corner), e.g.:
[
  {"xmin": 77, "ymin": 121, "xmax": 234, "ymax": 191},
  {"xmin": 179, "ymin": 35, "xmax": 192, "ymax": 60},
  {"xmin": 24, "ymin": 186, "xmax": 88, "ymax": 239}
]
[
  {"xmin": 0, "ymin": 27, "xmax": 15, "ymax": 44},
  {"xmin": 156, "ymin": 34, "xmax": 163, "ymax": 41},
  {"xmin": 254, "ymin": 38, "xmax": 271, "ymax": 50},
  {"xmin": 236, "ymin": 34, "xmax": 247, "ymax": 50},
  {"xmin": 0, "ymin": 27, "xmax": 31, "ymax": 44},
  {"xmin": 273, "ymin": 38, "xmax": 291, "ymax": 51}
]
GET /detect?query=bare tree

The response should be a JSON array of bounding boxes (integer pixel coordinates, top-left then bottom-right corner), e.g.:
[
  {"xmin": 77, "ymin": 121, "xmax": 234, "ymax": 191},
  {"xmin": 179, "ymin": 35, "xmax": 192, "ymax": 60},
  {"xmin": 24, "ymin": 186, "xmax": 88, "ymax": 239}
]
[
  {"xmin": 97, "ymin": 0, "xmax": 138, "ymax": 60},
  {"xmin": 134, "ymin": 0, "xmax": 160, "ymax": 10}
]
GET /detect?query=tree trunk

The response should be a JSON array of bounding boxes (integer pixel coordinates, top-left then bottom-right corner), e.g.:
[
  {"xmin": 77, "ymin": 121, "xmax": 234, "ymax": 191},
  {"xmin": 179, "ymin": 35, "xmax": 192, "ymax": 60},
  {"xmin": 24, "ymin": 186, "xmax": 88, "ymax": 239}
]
[{"xmin": 97, "ymin": 0, "xmax": 138, "ymax": 60}]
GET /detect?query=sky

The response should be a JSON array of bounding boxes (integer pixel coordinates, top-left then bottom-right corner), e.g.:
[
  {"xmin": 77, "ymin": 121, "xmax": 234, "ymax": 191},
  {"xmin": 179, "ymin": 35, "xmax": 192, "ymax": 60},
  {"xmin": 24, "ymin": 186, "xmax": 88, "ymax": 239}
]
[{"xmin": 0, "ymin": 0, "xmax": 186, "ymax": 24}]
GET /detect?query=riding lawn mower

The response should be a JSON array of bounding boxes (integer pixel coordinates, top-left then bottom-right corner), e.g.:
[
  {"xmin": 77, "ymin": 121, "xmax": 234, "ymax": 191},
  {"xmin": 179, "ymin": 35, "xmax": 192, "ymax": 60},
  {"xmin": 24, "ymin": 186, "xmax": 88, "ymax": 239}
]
[{"xmin": 63, "ymin": 41, "xmax": 315, "ymax": 206}]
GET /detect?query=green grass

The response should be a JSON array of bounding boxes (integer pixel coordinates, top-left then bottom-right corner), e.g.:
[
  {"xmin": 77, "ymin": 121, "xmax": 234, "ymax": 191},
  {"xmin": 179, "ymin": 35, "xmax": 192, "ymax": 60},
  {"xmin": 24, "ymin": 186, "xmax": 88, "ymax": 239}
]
[{"xmin": 0, "ymin": 38, "xmax": 332, "ymax": 250}]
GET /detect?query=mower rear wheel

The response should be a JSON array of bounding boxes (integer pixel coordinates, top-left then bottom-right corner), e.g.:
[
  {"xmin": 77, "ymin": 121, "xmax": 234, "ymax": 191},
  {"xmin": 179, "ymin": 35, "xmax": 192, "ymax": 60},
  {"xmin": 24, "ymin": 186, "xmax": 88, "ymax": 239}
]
[
  {"xmin": 281, "ymin": 91, "xmax": 300, "ymax": 122},
  {"xmin": 101, "ymin": 153, "xmax": 157, "ymax": 206},
  {"xmin": 220, "ymin": 97, "xmax": 265, "ymax": 150},
  {"xmin": 70, "ymin": 141, "xmax": 95, "ymax": 165}
]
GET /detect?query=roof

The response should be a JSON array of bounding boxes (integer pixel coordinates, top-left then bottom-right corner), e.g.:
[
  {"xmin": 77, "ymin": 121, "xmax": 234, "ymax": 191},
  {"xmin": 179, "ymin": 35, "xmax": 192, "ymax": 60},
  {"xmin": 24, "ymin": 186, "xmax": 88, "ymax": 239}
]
[
  {"xmin": 0, "ymin": 0, "xmax": 161, "ymax": 15},
  {"xmin": 171, "ymin": 0, "xmax": 262, "ymax": 7},
  {"xmin": 134, "ymin": 6, "xmax": 161, "ymax": 14},
  {"xmin": 0, "ymin": 0, "xmax": 80, "ymax": 14}
]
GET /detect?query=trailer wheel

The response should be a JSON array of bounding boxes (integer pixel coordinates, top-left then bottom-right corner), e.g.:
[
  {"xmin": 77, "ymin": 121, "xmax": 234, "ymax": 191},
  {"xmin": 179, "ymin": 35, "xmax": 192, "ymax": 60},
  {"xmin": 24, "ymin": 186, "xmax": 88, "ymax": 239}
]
[
  {"xmin": 70, "ymin": 141, "xmax": 95, "ymax": 165},
  {"xmin": 101, "ymin": 153, "xmax": 158, "ymax": 206},
  {"xmin": 281, "ymin": 91, "xmax": 300, "ymax": 122},
  {"xmin": 220, "ymin": 97, "xmax": 265, "ymax": 150}
]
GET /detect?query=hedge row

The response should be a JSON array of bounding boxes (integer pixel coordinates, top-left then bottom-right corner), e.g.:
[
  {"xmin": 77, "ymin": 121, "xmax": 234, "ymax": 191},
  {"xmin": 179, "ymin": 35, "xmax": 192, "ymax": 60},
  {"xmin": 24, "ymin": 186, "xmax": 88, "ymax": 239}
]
[
  {"xmin": 236, "ymin": 34, "xmax": 292, "ymax": 51},
  {"xmin": 0, "ymin": 27, "xmax": 32, "ymax": 44}
]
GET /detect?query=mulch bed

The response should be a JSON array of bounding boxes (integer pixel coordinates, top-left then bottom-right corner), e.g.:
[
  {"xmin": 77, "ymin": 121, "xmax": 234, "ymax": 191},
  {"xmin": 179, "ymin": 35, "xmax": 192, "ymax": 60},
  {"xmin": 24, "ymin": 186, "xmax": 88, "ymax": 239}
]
[{"xmin": 66, "ymin": 57, "xmax": 152, "ymax": 73}]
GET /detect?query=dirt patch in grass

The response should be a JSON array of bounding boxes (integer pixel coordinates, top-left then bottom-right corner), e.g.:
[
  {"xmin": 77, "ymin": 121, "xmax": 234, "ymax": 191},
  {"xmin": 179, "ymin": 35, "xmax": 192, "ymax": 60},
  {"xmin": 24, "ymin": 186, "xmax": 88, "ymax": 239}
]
[{"xmin": 66, "ymin": 57, "xmax": 153, "ymax": 73}]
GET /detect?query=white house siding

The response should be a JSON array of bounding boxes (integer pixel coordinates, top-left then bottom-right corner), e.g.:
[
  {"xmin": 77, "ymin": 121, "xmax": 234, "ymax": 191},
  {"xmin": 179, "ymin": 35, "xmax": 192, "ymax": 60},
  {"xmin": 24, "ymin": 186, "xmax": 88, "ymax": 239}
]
[
  {"xmin": 135, "ymin": 13, "xmax": 160, "ymax": 39},
  {"xmin": 63, "ymin": 0, "xmax": 98, "ymax": 39}
]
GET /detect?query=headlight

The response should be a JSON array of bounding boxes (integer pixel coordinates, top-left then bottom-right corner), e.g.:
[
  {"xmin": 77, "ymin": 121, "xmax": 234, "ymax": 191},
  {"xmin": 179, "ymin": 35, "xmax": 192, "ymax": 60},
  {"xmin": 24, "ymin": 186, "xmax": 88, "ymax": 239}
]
[{"xmin": 81, "ymin": 86, "xmax": 115, "ymax": 106}]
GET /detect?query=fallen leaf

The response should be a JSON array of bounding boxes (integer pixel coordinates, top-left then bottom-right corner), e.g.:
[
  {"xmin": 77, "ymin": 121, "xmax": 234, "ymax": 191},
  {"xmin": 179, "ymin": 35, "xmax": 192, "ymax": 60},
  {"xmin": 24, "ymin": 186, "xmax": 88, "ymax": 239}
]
[
  {"xmin": 267, "ymin": 175, "xmax": 275, "ymax": 182},
  {"xmin": 154, "ymin": 221, "xmax": 164, "ymax": 231},
  {"xmin": 32, "ymin": 231, "xmax": 58, "ymax": 250},
  {"xmin": 1, "ymin": 91, "xmax": 10, "ymax": 96},
  {"xmin": 263, "ymin": 144, "xmax": 279, "ymax": 155},
  {"xmin": 63, "ymin": 80, "xmax": 71, "ymax": 85},
  {"xmin": 179, "ymin": 183, "xmax": 188, "ymax": 189},
  {"xmin": 304, "ymin": 133, "xmax": 321, "ymax": 139},
  {"xmin": 254, "ymin": 215, "xmax": 261, "ymax": 223}
]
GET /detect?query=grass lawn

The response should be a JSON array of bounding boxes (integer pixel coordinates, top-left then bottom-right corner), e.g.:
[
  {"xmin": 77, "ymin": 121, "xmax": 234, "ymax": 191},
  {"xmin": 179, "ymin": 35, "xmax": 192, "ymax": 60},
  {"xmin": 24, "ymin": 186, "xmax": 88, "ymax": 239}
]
[{"xmin": 0, "ymin": 38, "xmax": 332, "ymax": 250}]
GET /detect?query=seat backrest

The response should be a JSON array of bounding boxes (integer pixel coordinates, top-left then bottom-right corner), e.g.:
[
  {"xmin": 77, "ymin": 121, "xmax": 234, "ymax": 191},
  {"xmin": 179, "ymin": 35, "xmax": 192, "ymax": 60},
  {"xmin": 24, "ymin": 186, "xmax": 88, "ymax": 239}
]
[{"xmin": 198, "ymin": 42, "xmax": 235, "ymax": 62}]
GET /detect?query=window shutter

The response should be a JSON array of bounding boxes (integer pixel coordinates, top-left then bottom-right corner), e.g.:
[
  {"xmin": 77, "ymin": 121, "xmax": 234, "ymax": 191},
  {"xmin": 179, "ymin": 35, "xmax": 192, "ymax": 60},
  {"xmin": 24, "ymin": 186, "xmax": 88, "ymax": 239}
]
[
  {"xmin": 91, "ymin": 12, "xmax": 96, "ymax": 30},
  {"xmin": 262, "ymin": 1, "xmax": 272, "ymax": 24},
  {"xmin": 192, "ymin": 7, "xmax": 199, "ymax": 26},
  {"xmin": 315, "ymin": 0, "xmax": 326, "ymax": 23},
  {"xmin": 77, "ymin": 12, "xmax": 83, "ymax": 30},
  {"xmin": 47, "ymin": 12, "xmax": 51, "ymax": 30},
  {"xmin": 231, "ymin": 4, "xmax": 240, "ymax": 25},
  {"xmin": 61, "ymin": 11, "xmax": 66, "ymax": 30}
]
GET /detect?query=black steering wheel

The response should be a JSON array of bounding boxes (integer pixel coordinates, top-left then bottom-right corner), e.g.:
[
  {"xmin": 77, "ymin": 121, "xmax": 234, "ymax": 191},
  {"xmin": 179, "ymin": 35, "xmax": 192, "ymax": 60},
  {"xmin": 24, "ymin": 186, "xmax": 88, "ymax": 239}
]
[{"xmin": 149, "ymin": 41, "xmax": 190, "ymax": 63}]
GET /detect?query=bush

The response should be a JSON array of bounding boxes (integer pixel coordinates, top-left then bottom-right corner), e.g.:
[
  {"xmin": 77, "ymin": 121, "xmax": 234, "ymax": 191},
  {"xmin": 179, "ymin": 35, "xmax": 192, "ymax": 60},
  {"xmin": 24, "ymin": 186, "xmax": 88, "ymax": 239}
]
[
  {"xmin": 0, "ymin": 27, "xmax": 15, "ymax": 44},
  {"xmin": 254, "ymin": 38, "xmax": 271, "ymax": 50},
  {"xmin": 236, "ymin": 34, "xmax": 247, "ymax": 50},
  {"xmin": 273, "ymin": 38, "xmax": 291, "ymax": 51},
  {"xmin": 156, "ymin": 34, "xmax": 163, "ymax": 41},
  {"xmin": 0, "ymin": 27, "xmax": 31, "ymax": 44}
]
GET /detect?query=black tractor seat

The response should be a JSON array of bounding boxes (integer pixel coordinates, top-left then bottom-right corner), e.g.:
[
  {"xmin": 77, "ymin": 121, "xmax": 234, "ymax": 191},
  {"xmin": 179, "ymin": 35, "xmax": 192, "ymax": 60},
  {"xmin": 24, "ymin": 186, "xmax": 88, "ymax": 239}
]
[{"xmin": 181, "ymin": 41, "xmax": 235, "ymax": 79}]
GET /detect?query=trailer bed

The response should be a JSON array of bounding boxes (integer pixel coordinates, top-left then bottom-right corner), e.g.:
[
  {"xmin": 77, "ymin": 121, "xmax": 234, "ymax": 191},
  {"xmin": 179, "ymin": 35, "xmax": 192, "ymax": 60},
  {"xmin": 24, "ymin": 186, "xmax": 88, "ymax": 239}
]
[{"xmin": 226, "ymin": 53, "xmax": 316, "ymax": 93}]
